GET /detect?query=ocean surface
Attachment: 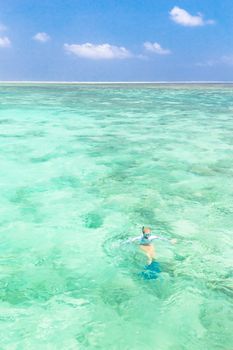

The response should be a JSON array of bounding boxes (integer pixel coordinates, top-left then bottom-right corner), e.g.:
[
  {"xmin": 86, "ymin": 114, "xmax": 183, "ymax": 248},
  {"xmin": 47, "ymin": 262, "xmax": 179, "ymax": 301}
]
[{"xmin": 0, "ymin": 83, "xmax": 232, "ymax": 350}]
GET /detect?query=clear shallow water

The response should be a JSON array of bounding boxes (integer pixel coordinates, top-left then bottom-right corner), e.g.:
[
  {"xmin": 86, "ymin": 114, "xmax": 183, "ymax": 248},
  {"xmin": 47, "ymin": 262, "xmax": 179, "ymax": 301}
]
[{"xmin": 0, "ymin": 83, "xmax": 232, "ymax": 349}]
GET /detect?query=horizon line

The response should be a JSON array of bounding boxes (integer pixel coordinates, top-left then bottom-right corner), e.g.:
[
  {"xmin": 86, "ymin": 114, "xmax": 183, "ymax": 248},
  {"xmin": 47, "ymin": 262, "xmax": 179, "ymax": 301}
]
[{"xmin": 1, "ymin": 80, "xmax": 233, "ymax": 84}]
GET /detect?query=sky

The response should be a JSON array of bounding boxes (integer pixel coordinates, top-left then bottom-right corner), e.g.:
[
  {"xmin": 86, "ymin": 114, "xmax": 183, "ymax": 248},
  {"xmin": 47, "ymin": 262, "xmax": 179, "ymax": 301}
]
[{"xmin": 0, "ymin": 0, "xmax": 233, "ymax": 81}]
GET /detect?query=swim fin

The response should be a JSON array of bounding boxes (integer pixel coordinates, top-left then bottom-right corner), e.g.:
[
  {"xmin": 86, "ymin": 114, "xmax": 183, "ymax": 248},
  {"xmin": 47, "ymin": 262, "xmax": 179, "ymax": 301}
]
[{"xmin": 140, "ymin": 261, "xmax": 161, "ymax": 280}]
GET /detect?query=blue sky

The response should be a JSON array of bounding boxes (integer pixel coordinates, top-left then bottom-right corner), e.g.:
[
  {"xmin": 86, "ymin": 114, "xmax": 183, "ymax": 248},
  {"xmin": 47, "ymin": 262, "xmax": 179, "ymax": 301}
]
[{"xmin": 0, "ymin": 0, "xmax": 233, "ymax": 81}]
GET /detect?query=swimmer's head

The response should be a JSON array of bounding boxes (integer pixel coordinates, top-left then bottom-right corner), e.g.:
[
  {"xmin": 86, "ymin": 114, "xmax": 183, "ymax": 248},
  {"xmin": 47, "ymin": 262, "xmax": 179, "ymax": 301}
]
[{"xmin": 142, "ymin": 226, "xmax": 151, "ymax": 238}]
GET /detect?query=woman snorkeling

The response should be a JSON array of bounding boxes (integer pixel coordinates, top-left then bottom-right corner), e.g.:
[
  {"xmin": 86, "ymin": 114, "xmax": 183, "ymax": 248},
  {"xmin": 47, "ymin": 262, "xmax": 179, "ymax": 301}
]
[{"xmin": 128, "ymin": 226, "xmax": 176, "ymax": 264}]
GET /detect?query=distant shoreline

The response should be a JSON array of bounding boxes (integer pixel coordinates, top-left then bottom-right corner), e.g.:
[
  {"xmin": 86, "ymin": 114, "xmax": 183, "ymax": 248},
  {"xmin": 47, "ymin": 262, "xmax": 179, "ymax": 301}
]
[{"xmin": 1, "ymin": 81, "xmax": 233, "ymax": 84}]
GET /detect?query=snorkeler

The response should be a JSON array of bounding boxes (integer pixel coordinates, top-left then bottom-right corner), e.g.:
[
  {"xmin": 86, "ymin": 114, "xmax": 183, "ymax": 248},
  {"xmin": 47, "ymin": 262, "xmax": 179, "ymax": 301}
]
[{"xmin": 128, "ymin": 226, "xmax": 176, "ymax": 265}]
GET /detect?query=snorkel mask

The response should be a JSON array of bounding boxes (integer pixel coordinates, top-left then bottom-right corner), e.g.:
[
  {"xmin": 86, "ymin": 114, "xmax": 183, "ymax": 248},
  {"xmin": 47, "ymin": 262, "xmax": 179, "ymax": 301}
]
[{"xmin": 142, "ymin": 226, "xmax": 151, "ymax": 239}]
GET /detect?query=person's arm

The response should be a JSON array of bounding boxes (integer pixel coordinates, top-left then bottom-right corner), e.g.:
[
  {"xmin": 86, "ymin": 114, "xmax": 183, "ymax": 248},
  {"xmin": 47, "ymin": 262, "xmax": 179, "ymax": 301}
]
[
  {"xmin": 124, "ymin": 235, "xmax": 141, "ymax": 244},
  {"xmin": 151, "ymin": 235, "xmax": 177, "ymax": 244}
]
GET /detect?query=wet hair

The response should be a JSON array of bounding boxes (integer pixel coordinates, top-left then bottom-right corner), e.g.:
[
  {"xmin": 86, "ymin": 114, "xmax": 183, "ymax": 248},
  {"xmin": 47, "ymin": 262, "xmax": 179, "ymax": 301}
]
[{"xmin": 142, "ymin": 226, "xmax": 151, "ymax": 234}]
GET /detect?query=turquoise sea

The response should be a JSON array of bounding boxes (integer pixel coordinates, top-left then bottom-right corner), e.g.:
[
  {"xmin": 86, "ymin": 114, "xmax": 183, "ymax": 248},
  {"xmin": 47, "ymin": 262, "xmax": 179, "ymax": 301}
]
[{"xmin": 0, "ymin": 83, "xmax": 232, "ymax": 350}]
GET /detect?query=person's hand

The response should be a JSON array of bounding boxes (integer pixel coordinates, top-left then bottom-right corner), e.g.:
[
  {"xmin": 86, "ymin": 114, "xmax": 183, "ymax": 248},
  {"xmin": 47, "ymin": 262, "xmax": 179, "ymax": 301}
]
[{"xmin": 170, "ymin": 239, "xmax": 177, "ymax": 244}]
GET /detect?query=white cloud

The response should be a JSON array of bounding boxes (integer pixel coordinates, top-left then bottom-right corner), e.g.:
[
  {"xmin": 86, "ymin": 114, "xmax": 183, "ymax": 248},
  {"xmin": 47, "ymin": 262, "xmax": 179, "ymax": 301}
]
[
  {"xmin": 221, "ymin": 55, "xmax": 233, "ymax": 66},
  {"xmin": 0, "ymin": 23, "xmax": 7, "ymax": 31},
  {"xmin": 169, "ymin": 6, "xmax": 214, "ymax": 27},
  {"xmin": 144, "ymin": 42, "xmax": 171, "ymax": 55},
  {"xmin": 137, "ymin": 54, "xmax": 149, "ymax": 60},
  {"xmin": 196, "ymin": 60, "xmax": 216, "ymax": 67},
  {"xmin": 64, "ymin": 42, "xmax": 132, "ymax": 59},
  {"xmin": 33, "ymin": 32, "xmax": 50, "ymax": 43},
  {"xmin": 196, "ymin": 55, "xmax": 233, "ymax": 67},
  {"xmin": 0, "ymin": 36, "xmax": 11, "ymax": 48}
]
